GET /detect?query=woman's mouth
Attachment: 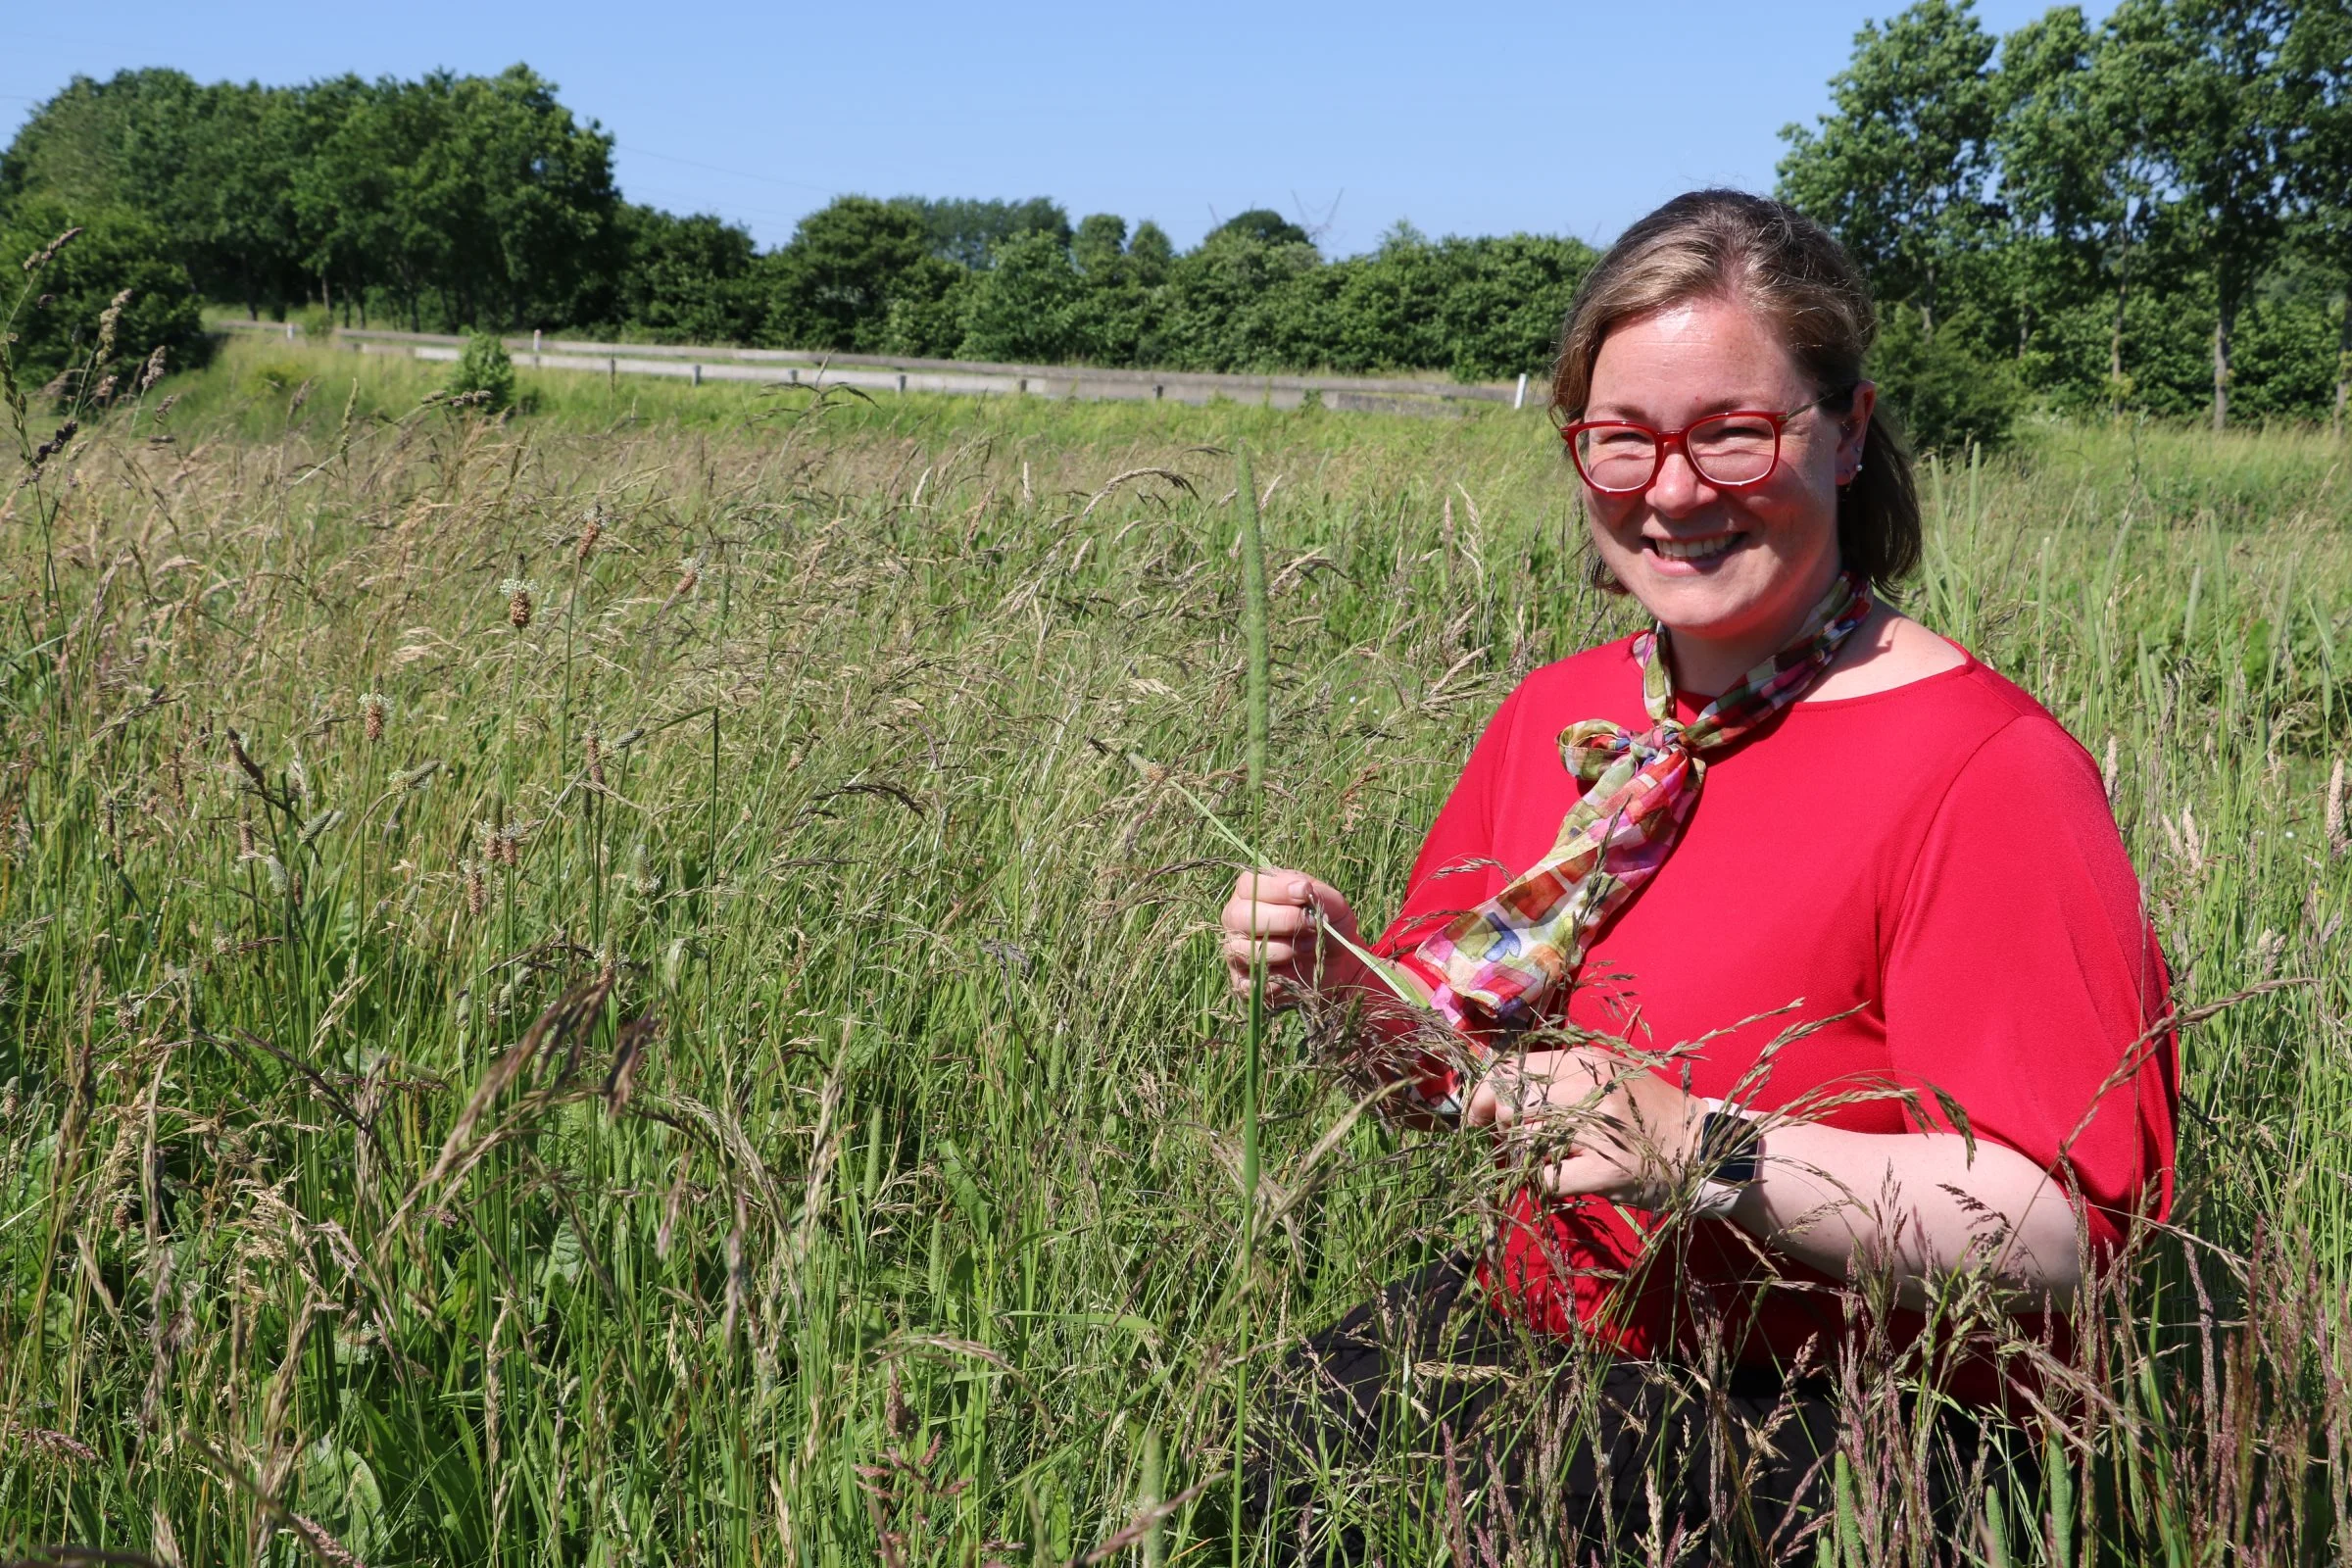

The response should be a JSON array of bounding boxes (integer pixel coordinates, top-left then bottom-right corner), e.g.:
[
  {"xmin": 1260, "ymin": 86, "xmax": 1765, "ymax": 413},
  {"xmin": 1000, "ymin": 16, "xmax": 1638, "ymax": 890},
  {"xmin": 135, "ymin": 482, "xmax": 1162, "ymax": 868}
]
[{"xmin": 1646, "ymin": 533, "xmax": 1742, "ymax": 564}]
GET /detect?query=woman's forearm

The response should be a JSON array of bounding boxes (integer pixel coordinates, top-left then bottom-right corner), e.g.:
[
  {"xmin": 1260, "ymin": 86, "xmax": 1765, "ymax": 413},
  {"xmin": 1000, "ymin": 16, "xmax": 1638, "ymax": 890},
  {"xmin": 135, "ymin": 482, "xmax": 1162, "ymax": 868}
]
[{"xmin": 1726, "ymin": 1122, "xmax": 2085, "ymax": 1307}]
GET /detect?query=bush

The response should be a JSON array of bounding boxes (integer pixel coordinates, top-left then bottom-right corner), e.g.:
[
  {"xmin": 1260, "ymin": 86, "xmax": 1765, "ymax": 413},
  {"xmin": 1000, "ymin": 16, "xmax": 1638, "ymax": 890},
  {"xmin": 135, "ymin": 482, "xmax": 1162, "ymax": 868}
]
[
  {"xmin": 1871, "ymin": 304, "xmax": 2025, "ymax": 455},
  {"xmin": 0, "ymin": 200, "xmax": 210, "ymax": 398},
  {"xmin": 956, "ymin": 231, "xmax": 1083, "ymax": 363},
  {"xmin": 448, "ymin": 330, "xmax": 517, "ymax": 412},
  {"xmin": 241, "ymin": 356, "xmax": 311, "ymax": 399},
  {"xmin": 879, "ymin": 256, "xmax": 971, "ymax": 360}
]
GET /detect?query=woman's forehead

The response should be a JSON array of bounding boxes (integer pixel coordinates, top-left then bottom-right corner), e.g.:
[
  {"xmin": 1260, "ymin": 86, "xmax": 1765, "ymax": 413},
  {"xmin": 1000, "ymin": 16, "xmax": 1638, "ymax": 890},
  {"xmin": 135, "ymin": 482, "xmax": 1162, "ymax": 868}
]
[{"xmin": 1587, "ymin": 299, "xmax": 1806, "ymax": 405}]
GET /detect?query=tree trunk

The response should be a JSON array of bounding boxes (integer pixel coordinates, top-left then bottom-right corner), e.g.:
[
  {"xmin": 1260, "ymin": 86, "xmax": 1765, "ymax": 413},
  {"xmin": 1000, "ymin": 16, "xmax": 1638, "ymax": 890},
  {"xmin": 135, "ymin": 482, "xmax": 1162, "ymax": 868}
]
[
  {"xmin": 2109, "ymin": 281, "xmax": 2128, "ymax": 416},
  {"xmin": 2212, "ymin": 293, "xmax": 2232, "ymax": 434},
  {"xmin": 2335, "ymin": 277, "xmax": 2349, "ymax": 440}
]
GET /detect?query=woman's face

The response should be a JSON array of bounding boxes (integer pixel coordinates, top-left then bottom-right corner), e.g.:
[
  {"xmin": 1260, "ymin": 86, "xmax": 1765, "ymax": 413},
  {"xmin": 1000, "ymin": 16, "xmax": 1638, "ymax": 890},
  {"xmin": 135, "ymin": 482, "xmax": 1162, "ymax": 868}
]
[{"xmin": 1579, "ymin": 295, "xmax": 1872, "ymax": 656}]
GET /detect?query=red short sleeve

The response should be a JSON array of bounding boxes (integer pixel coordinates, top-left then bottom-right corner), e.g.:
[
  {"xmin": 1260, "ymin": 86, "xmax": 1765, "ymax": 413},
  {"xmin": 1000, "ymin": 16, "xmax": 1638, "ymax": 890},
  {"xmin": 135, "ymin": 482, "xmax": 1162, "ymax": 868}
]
[{"xmin": 1883, "ymin": 716, "xmax": 2178, "ymax": 1252}]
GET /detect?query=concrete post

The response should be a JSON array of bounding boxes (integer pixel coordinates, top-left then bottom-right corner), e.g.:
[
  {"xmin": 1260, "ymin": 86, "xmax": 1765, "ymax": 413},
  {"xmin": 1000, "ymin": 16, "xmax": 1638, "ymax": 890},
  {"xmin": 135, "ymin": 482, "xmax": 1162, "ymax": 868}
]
[{"xmin": 1514, "ymin": 373, "xmax": 1528, "ymax": 410}]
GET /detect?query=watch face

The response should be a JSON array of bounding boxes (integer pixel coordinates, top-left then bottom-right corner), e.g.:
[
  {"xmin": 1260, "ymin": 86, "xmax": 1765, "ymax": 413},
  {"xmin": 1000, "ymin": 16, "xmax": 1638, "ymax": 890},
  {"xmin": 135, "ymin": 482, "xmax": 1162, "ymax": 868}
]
[{"xmin": 1700, "ymin": 1111, "xmax": 1762, "ymax": 1186}]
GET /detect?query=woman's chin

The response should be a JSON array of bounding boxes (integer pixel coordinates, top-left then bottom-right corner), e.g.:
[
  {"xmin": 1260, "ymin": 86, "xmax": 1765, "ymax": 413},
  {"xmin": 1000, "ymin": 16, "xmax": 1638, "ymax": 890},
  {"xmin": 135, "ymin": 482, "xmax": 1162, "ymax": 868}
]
[{"xmin": 1620, "ymin": 564, "xmax": 1777, "ymax": 638}]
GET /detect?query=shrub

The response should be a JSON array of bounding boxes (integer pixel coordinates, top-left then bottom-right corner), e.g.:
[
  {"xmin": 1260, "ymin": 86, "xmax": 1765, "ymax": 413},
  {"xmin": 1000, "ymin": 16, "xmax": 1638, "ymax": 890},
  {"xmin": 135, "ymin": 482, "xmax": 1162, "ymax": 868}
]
[
  {"xmin": 448, "ymin": 329, "xmax": 516, "ymax": 412},
  {"xmin": 0, "ymin": 200, "xmax": 210, "ymax": 396},
  {"xmin": 1871, "ymin": 303, "xmax": 2025, "ymax": 455}
]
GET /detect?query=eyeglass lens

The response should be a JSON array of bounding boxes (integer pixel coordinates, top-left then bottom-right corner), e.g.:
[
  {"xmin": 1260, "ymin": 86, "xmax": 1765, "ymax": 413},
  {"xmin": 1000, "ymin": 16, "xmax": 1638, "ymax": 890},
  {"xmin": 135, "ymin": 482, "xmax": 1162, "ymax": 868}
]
[{"xmin": 1576, "ymin": 413, "xmax": 1782, "ymax": 492}]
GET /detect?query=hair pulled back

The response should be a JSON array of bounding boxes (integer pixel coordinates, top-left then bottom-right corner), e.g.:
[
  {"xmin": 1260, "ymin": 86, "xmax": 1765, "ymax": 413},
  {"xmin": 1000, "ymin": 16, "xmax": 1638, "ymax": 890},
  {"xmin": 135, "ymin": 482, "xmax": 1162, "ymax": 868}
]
[{"xmin": 1552, "ymin": 189, "xmax": 1920, "ymax": 593}]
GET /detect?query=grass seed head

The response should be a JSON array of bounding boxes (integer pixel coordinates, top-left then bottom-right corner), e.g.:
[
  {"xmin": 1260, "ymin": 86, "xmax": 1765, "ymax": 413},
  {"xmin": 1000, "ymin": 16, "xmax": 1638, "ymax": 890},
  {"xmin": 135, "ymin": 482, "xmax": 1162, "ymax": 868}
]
[
  {"xmin": 577, "ymin": 513, "xmax": 602, "ymax": 562},
  {"xmin": 137, "ymin": 346, "xmax": 169, "ymax": 394},
  {"xmin": 464, "ymin": 858, "xmax": 488, "ymax": 915},
  {"xmin": 361, "ymin": 692, "xmax": 388, "ymax": 742},
  {"xmin": 21, "ymin": 226, "xmax": 83, "ymax": 271},
  {"xmin": 502, "ymin": 576, "xmax": 535, "ymax": 629},
  {"xmin": 95, "ymin": 289, "xmax": 131, "ymax": 364},
  {"xmin": 586, "ymin": 728, "xmax": 605, "ymax": 788},
  {"xmin": 2328, "ymin": 758, "xmax": 2347, "ymax": 858}
]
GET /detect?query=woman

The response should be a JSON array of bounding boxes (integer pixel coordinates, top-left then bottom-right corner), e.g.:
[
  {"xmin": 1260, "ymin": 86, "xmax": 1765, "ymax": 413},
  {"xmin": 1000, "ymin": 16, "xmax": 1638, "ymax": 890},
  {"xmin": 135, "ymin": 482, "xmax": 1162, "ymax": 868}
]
[{"xmin": 1220, "ymin": 191, "xmax": 2177, "ymax": 1553}]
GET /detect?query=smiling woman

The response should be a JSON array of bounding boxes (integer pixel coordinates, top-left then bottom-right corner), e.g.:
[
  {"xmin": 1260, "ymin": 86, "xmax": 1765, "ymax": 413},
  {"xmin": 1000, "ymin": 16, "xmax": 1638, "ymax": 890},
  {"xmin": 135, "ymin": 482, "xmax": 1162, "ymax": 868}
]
[{"xmin": 1220, "ymin": 190, "xmax": 2178, "ymax": 1560}]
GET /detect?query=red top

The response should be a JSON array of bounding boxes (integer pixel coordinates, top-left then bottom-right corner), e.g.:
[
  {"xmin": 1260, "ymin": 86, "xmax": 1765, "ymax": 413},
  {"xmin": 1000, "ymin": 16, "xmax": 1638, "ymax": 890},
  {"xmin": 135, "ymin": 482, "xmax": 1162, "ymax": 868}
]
[{"xmin": 1373, "ymin": 635, "xmax": 2178, "ymax": 1372}]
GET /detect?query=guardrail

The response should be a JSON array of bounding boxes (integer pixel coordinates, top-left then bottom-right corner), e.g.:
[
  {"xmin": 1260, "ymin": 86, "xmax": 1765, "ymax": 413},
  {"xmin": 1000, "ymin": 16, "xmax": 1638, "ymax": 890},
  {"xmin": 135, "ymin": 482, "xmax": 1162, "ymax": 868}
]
[{"xmin": 212, "ymin": 319, "xmax": 1544, "ymax": 416}]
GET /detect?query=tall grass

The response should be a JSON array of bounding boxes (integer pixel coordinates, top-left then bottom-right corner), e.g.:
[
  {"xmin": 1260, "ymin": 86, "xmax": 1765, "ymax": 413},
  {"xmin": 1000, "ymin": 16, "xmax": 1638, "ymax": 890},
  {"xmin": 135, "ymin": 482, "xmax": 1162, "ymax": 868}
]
[{"xmin": 0, "ymin": 333, "xmax": 2346, "ymax": 1564}]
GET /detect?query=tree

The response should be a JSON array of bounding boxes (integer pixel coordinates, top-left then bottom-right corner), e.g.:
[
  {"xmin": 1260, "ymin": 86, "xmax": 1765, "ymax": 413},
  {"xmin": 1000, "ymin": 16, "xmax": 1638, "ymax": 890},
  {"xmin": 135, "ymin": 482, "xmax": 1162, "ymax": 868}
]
[
  {"xmin": 903, "ymin": 196, "xmax": 1069, "ymax": 270},
  {"xmin": 1072, "ymin": 213, "xmax": 1127, "ymax": 274},
  {"xmin": 1433, "ymin": 234, "xmax": 1598, "ymax": 381},
  {"xmin": 764, "ymin": 196, "xmax": 930, "ymax": 352},
  {"xmin": 1, "ymin": 199, "xmax": 210, "ymax": 392},
  {"xmin": 2121, "ymin": 0, "xmax": 2301, "ymax": 429},
  {"xmin": 2284, "ymin": 0, "xmax": 2352, "ymax": 433},
  {"xmin": 1202, "ymin": 209, "xmax": 1314, "ymax": 251},
  {"xmin": 1125, "ymin": 221, "xmax": 1175, "ymax": 284},
  {"xmin": 957, "ymin": 229, "xmax": 1084, "ymax": 362},
  {"xmin": 611, "ymin": 206, "xmax": 765, "ymax": 343},
  {"xmin": 878, "ymin": 255, "xmax": 969, "ymax": 358},
  {"xmin": 181, "ymin": 82, "xmax": 311, "ymax": 318},
  {"xmin": 1155, "ymin": 224, "xmax": 1325, "ymax": 371},
  {"xmin": 0, "ymin": 69, "xmax": 310, "ymax": 317},
  {"xmin": 1779, "ymin": 0, "xmax": 2002, "ymax": 333},
  {"xmin": 413, "ymin": 67, "xmax": 619, "ymax": 329},
  {"xmin": 1997, "ymin": 5, "xmax": 2171, "ymax": 407}
]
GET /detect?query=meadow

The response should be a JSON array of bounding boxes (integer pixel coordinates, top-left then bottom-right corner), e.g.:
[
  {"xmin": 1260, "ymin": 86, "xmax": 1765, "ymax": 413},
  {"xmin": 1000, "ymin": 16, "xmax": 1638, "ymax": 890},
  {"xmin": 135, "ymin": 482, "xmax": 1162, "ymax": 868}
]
[{"xmin": 1, "ymin": 333, "xmax": 2348, "ymax": 1566}]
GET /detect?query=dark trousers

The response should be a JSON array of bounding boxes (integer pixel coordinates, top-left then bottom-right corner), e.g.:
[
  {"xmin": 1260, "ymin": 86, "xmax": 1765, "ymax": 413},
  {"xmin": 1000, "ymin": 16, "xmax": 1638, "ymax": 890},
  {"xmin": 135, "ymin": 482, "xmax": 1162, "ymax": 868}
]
[{"xmin": 1248, "ymin": 1253, "xmax": 2016, "ymax": 1566}]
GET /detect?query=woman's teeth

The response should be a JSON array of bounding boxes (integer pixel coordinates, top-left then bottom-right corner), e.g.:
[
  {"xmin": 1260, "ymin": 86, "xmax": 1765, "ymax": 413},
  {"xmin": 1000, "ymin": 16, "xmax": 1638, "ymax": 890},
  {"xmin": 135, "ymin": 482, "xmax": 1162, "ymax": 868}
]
[{"xmin": 1650, "ymin": 534, "xmax": 1740, "ymax": 562}]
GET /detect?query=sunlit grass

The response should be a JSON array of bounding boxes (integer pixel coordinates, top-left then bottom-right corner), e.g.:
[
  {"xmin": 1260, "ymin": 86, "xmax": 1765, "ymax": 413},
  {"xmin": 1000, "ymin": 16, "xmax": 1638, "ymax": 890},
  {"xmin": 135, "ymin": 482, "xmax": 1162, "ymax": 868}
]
[{"xmin": 0, "ymin": 338, "xmax": 2346, "ymax": 1564}]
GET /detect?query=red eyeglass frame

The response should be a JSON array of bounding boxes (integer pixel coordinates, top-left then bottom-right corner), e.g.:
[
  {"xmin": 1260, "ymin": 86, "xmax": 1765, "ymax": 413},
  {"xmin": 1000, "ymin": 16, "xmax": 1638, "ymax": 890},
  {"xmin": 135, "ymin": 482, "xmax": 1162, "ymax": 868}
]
[{"xmin": 1554, "ymin": 390, "xmax": 1849, "ymax": 496}]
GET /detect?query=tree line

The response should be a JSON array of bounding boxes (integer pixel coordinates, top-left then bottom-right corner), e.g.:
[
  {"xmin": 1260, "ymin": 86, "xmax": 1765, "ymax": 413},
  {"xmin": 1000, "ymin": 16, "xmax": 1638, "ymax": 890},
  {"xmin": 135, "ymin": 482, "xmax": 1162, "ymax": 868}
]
[
  {"xmin": 0, "ymin": 65, "xmax": 1592, "ymax": 397},
  {"xmin": 4, "ymin": 0, "xmax": 2348, "ymax": 444}
]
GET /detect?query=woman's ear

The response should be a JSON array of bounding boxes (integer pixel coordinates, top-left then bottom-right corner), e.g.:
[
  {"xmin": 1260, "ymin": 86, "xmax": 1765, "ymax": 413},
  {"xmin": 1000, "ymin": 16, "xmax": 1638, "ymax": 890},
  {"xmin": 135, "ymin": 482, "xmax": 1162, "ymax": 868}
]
[{"xmin": 1839, "ymin": 381, "xmax": 1878, "ymax": 480}]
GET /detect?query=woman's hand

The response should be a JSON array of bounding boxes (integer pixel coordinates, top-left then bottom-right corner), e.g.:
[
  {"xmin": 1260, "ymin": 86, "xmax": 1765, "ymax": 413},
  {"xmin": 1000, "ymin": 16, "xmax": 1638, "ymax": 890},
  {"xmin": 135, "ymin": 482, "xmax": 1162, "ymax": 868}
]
[
  {"xmin": 1220, "ymin": 866, "xmax": 1370, "ymax": 1006},
  {"xmin": 1463, "ymin": 1048, "xmax": 1703, "ymax": 1207}
]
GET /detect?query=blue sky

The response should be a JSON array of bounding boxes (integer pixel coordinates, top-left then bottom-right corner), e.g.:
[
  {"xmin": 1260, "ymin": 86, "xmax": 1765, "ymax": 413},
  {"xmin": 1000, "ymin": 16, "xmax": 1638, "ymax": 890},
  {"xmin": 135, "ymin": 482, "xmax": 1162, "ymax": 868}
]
[{"xmin": 4, "ymin": 1, "xmax": 2104, "ymax": 256}]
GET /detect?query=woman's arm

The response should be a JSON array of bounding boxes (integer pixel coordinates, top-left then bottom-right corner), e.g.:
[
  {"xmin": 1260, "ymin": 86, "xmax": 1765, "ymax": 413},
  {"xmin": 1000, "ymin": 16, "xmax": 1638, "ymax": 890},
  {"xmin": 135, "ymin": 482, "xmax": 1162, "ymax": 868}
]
[
  {"xmin": 1721, "ymin": 1121, "xmax": 2084, "ymax": 1307},
  {"xmin": 1470, "ymin": 1050, "xmax": 2088, "ymax": 1307}
]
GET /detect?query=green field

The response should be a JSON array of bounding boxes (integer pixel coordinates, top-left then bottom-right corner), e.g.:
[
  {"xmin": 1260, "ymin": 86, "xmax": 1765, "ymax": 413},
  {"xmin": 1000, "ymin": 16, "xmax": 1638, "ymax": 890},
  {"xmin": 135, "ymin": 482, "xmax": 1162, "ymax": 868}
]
[{"xmin": 3, "ymin": 333, "xmax": 2349, "ymax": 1564}]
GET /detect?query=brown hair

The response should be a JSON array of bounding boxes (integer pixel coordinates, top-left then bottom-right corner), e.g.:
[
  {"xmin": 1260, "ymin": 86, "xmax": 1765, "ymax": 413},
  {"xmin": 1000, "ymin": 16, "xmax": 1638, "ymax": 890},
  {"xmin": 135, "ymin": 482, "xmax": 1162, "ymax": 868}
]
[{"xmin": 1552, "ymin": 189, "xmax": 1920, "ymax": 593}]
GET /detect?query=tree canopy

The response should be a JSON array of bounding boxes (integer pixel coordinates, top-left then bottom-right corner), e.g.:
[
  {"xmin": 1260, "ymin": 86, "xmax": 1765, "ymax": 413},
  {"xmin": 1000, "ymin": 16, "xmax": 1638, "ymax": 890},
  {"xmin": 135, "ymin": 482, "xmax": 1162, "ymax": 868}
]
[{"xmin": 1781, "ymin": 0, "xmax": 2349, "ymax": 438}]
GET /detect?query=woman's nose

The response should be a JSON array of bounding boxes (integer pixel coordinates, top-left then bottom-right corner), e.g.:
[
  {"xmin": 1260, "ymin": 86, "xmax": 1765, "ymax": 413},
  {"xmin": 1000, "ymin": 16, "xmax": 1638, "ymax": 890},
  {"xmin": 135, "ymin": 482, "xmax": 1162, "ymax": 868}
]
[{"xmin": 1646, "ymin": 446, "xmax": 1713, "ymax": 514}]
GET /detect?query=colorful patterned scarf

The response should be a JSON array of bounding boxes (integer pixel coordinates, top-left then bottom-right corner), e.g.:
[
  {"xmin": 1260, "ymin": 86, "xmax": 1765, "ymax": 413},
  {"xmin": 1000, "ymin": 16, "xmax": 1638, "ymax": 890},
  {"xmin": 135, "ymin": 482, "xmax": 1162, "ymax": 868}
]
[{"xmin": 1405, "ymin": 571, "xmax": 1873, "ymax": 1031}]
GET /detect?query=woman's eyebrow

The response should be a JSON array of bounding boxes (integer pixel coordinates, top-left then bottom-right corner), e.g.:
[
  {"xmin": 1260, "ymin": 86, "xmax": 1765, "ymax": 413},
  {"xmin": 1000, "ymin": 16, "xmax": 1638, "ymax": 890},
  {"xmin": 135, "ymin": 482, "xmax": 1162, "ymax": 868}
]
[{"xmin": 1585, "ymin": 392, "xmax": 1789, "ymax": 421}]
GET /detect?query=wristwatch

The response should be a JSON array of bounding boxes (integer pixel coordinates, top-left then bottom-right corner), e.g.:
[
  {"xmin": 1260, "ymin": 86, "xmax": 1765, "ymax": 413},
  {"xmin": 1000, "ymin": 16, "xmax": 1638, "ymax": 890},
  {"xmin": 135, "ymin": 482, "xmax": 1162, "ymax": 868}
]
[{"xmin": 1690, "ymin": 1102, "xmax": 1763, "ymax": 1218}]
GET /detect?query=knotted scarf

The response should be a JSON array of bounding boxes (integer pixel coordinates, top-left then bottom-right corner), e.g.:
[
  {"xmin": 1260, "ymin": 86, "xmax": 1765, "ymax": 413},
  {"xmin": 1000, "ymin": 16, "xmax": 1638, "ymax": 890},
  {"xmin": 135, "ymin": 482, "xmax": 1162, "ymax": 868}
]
[{"xmin": 1401, "ymin": 570, "xmax": 1873, "ymax": 1032}]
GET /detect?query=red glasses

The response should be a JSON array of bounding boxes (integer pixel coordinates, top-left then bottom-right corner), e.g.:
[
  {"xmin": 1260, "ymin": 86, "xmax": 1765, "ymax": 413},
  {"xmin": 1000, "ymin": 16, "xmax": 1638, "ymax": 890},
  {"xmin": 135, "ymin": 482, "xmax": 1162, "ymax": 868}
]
[{"xmin": 1557, "ymin": 391, "xmax": 1845, "ymax": 496}]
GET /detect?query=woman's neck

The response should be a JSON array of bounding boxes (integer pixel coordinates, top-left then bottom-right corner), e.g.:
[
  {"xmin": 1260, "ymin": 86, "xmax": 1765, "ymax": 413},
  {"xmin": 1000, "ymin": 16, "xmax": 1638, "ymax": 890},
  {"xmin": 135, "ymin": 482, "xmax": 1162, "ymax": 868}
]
[{"xmin": 1661, "ymin": 610, "xmax": 1827, "ymax": 697}]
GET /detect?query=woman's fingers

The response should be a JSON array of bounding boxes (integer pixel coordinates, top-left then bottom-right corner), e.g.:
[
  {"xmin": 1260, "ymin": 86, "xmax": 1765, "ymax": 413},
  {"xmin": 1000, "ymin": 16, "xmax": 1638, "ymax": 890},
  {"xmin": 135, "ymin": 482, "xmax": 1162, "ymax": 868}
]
[
  {"xmin": 1539, "ymin": 1152, "xmax": 1623, "ymax": 1198},
  {"xmin": 1221, "ymin": 870, "xmax": 1313, "ymax": 933},
  {"xmin": 1224, "ymin": 900, "xmax": 1314, "ymax": 941},
  {"xmin": 1223, "ymin": 934, "xmax": 1299, "ymax": 971}
]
